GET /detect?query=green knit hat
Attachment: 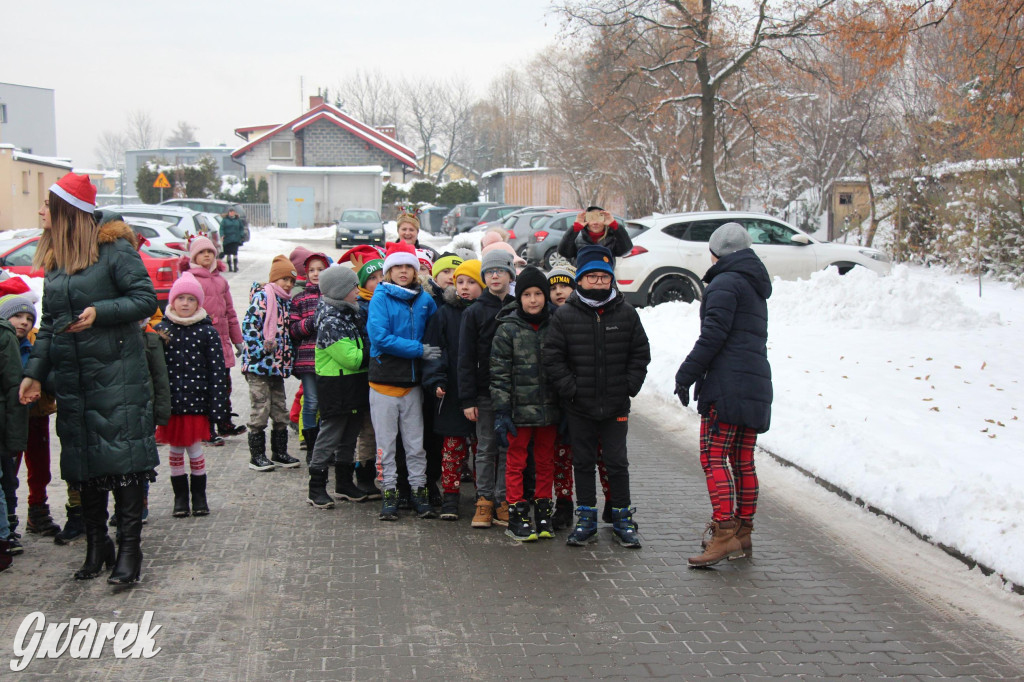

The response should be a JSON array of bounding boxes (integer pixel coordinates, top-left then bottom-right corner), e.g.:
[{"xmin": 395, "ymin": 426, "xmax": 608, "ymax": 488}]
[{"xmin": 357, "ymin": 259, "xmax": 384, "ymax": 287}]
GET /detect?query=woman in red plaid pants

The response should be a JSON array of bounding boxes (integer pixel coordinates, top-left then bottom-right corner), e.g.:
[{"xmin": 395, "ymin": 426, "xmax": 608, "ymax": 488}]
[{"xmin": 675, "ymin": 223, "xmax": 773, "ymax": 567}]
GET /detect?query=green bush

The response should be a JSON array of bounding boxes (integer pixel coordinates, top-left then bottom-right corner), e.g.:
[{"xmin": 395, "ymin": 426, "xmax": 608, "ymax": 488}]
[{"xmin": 438, "ymin": 180, "xmax": 478, "ymax": 205}]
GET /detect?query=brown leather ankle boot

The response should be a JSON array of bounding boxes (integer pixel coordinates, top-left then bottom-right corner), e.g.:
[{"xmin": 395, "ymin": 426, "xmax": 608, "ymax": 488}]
[{"xmin": 688, "ymin": 519, "xmax": 744, "ymax": 567}]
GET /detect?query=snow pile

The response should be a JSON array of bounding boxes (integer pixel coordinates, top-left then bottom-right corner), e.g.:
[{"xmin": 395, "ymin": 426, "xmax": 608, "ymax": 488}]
[
  {"xmin": 640, "ymin": 265, "xmax": 1024, "ymax": 587},
  {"xmin": 769, "ymin": 266, "xmax": 1001, "ymax": 330}
]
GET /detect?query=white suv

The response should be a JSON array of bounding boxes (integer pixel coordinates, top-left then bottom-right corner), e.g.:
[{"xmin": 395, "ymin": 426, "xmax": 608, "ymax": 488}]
[{"xmin": 615, "ymin": 211, "xmax": 891, "ymax": 306}]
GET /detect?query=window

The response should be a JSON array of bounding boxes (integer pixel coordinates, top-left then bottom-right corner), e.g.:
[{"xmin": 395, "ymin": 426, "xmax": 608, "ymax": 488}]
[
  {"xmin": 269, "ymin": 140, "xmax": 293, "ymax": 160},
  {"xmin": 0, "ymin": 103, "xmax": 7, "ymax": 124},
  {"xmin": 839, "ymin": 193, "xmax": 853, "ymax": 205},
  {"xmin": 22, "ymin": 171, "xmax": 30, "ymax": 194},
  {"xmin": 664, "ymin": 220, "xmax": 722, "ymax": 242},
  {"xmin": 743, "ymin": 219, "xmax": 799, "ymax": 245},
  {"xmin": 3, "ymin": 242, "xmax": 38, "ymax": 267}
]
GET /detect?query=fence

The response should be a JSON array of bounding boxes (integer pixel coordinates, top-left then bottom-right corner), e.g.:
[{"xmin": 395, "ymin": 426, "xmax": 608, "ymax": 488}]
[{"xmin": 239, "ymin": 203, "xmax": 272, "ymax": 227}]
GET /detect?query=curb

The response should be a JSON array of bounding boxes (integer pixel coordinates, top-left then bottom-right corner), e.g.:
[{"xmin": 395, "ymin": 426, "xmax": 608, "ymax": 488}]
[{"xmin": 757, "ymin": 444, "xmax": 1024, "ymax": 596}]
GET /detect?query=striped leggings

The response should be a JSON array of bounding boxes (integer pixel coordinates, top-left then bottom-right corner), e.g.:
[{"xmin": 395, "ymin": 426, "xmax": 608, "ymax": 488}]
[{"xmin": 699, "ymin": 404, "xmax": 758, "ymax": 522}]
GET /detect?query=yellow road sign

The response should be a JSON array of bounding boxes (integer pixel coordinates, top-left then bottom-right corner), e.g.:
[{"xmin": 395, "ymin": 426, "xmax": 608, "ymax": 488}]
[{"xmin": 153, "ymin": 172, "xmax": 171, "ymax": 189}]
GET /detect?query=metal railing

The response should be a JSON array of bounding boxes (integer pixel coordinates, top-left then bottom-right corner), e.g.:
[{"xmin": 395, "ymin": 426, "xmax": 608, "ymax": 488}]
[{"xmin": 239, "ymin": 203, "xmax": 272, "ymax": 227}]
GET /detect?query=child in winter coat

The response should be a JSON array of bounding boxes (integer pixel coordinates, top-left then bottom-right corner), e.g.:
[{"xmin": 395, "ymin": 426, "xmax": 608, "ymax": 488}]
[
  {"xmin": 155, "ymin": 272, "xmax": 229, "ymax": 517},
  {"xmin": 423, "ymin": 259, "xmax": 482, "ymax": 521},
  {"xmin": 367, "ymin": 242, "xmax": 438, "ymax": 521},
  {"xmin": 674, "ymin": 223, "xmax": 772, "ymax": 567},
  {"xmin": 241, "ymin": 255, "xmax": 299, "ymax": 471},
  {"xmin": 557, "ymin": 206, "xmax": 633, "ymax": 263},
  {"xmin": 543, "ymin": 245, "xmax": 651, "ymax": 549},
  {"xmin": 458, "ymin": 249, "xmax": 517, "ymax": 528},
  {"xmin": 490, "ymin": 267, "xmax": 561, "ymax": 542},
  {"xmin": 306, "ymin": 265, "xmax": 371, "ymax": 508},
  {"xmin": 352, "ymin": 258, "xmax": 385, "ymax": 498},
  {"xmin": 0, "ymin": 307, "xmax": 29, "ymax": 567},
  {"xmin": 181, "ymin": 236, "xmax": 245, "ymax": 441},
  {"xmin": 289, "ymin": 251, "xmax": 329, "ymax": 457}
]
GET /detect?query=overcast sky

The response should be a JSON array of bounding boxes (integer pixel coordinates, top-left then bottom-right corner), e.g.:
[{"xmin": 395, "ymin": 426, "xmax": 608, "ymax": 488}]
[{"xmin": 2, "ymin": 1, "xmax": 564, "ymax": 168}]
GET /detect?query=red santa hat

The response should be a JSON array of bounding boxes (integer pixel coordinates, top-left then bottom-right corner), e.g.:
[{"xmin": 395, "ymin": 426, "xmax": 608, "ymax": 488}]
[
  {"xmin": 49, "ymin": 172, "xmax": 97, "ymax": 213},
  {"xmin": 382, "ymin": 241, "xmax": 419, "ymax": 275},
  {"xmin": 340, "ymin": 244, "xmax": 386, "ymax": 269},
  {"xmin": 415, "ymin": 248, "xmax": 434, "ymax": 272}
]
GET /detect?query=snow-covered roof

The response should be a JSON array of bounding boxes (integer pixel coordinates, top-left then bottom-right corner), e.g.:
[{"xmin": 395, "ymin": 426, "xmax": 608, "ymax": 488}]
[
  {"xmin": 266, "ymin": 165, "xmax": 385, "ymax": 175},
  {"xmin": 480, "ymin": 166, "xmax": 551, "ymax": 179},
  {"xmin": 4, "ymin": 146, "xmax": 73, "ymax": 170},
  {"xmin": 74, "ymin": 168, "xmax": 121, "ymax": 178}
]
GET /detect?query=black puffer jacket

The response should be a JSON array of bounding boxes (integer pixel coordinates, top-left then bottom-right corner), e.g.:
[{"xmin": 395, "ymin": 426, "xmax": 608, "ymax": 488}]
[
  {"xmin": 457, "ymin": 289, "xmax": 513, "ymax": 409},
  {"xmin": 542, "ymin": 290, "xmax": 650, "ymax": 419},
  {"xmin": 155, "ymin": 314, "xmax": 229, "ymax": 423},
  {"xmin": 490, "ymin": 304, "xmax": 560, "ymax": 427},
  {"xmin": 423, "ymin": 287, "xmax": 475, "ymax": 437},
  {"xmin": 675, "ymin": 248, "xmax": 772, "ymax": 433}
]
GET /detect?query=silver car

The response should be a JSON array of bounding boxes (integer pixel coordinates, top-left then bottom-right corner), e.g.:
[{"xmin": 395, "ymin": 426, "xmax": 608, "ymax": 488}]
[{"xmin": 335, "ymin": 209, "xmax": 384, "ymax": 249}]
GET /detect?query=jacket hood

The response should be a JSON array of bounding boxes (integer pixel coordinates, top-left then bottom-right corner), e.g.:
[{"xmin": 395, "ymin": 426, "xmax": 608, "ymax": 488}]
[
  {"xmin": 704, "ymin": 248, "xmax": 772, "ymax": 299},
  {"xmin": 442, "ymin": 285, "xmax": 474, "ymax": 309},
  {"xmin": 98, "ymin": 220, "xmax": 139, "ymax": 249}
]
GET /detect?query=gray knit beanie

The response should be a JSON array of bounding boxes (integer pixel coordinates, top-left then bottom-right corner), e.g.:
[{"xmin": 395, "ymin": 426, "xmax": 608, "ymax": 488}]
[
  {"xmin": 318, "ymin": 265, "xmax": 358, "ymax": 305},
  {"xmin": 709, "ymin": 222, "xmax": 752, "ymax": 258},
  {"xmin": 0, "ymin": 294, "xmax": 37, "ymax": 324},
  {"xmin": 480, "ymin": 249, "xmax": 516, "ymax": 280}
]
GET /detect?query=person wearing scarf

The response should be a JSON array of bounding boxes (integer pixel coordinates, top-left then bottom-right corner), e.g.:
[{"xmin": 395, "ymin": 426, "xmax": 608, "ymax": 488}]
[{"xmin": 240, "ymin": 255, "xmax": 300, "ymax": 472}]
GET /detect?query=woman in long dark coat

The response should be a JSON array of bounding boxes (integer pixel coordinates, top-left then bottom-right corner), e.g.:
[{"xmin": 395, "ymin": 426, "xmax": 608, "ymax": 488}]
[{"xmin": 20, "ymin": 173, "xmax": 158, "ymax": 585}]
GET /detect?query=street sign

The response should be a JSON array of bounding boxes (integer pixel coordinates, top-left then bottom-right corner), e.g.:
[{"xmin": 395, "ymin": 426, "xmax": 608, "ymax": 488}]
[{"xmin": 153, "ymin": 172, "xmax": 171, "ymax": 189}]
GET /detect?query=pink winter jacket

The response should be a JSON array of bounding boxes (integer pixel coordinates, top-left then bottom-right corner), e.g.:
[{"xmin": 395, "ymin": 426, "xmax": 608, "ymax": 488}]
[{"xmin": 180, "ymin": 256, "xmax": 243, "ymax": 368}]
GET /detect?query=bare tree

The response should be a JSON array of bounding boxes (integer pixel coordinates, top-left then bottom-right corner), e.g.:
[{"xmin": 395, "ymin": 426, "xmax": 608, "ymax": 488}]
[
  {"xmin": 124, "ymin": 110, "xmax": 162, "ymax": 150},
  {"xmin": 94, "ymin": 130, "xmax": 128, "ymax": 170},
  {"xmin": 336, "ymin": 70, "xmax": 403, "ymax": 140},
  {"xmin": 432, "ymin": 79, "xmax": 476, "ymax": 183},
  {"xmin": 165, "ymin": 120, "xmax": 198, "ymax": 146}
]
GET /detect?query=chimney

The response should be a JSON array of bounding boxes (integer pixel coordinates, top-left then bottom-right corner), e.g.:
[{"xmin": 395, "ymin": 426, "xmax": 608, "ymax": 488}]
[{"xmin": 309, "ymin": 95, "xmax": 324, "ymax": 110}]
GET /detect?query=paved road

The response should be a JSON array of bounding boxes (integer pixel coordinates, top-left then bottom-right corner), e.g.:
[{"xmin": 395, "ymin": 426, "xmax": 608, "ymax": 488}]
[{"xmin": 1, "ymin": 242, "xmax": 1021, "ymax": 680}]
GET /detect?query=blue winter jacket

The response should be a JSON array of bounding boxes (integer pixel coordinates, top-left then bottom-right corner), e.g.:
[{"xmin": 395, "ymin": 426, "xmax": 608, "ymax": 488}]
[
  {"xmin": 367, "ymin": 281, "xmax": 436, "ymax": 387},
  {"xmin": 675, "ymin": 248, "xmax": 773, "ymax": 433}
]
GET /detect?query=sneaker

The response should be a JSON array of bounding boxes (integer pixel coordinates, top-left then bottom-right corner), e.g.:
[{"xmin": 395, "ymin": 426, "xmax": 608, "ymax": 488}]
[
  {"xmin": 506, "ymin": 501, "xmax": 537, "ymax": 542},
  {"xmin": 439, "ymin": 492, "xmax": 460, "ymax": 521},
  {"xmin": 379, "ymin": 488, "xmax": 399, "ymax": 521},
  {"xmin": 204, "ymin": 435, "xmax": 226, "ymax": 447},
  {"xmin": 412, "ymin": 487, "xmax": 437, "ymax": 519},
  {"xmin": 471, "ymin": 497, "xmax": 494, "ymax": 528},
  {"xmin": 493, "ymin": 501, "xmax": 510, "ymax": 527}
]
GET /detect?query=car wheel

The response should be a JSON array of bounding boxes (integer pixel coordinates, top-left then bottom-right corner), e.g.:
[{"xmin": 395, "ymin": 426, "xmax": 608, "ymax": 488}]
[
  {"xmin": 543, "ymin": 249, "xmax": 570, "ymax": 270},
  {"xmin": 650, "ymin": 274, "xmax": 702, "ymax": 305},
  {"xmin": 830, "ymin": 262, "xmax": 856, "ymax": 275},
  {"xmin": 518, "ymin": 245, "xmax": 529, "ymax": 259}
]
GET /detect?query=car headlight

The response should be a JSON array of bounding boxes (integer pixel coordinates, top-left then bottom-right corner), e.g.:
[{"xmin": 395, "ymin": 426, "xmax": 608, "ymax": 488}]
[{"xmin": 858, "ymin": 249, "xmax": 889, "ymax": 262}]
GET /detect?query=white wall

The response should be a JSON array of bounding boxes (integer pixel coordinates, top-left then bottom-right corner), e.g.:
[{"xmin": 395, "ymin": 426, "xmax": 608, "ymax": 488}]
[{"xmin": 270, "ymin": 170, "xmax": 382, "ymax": 226}]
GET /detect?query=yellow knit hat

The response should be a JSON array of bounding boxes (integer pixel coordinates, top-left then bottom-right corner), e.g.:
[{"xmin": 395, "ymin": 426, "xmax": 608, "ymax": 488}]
[{"xmin": 453, "ymin": 259, "xmax": 484, "ymax": 289}]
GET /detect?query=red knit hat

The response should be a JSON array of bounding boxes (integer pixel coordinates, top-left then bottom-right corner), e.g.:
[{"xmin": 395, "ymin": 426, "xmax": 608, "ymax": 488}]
[
  {"xmin": 49, "ymin": 172, "xmax": 97, "ymax": 213},
  {"xmin": 382, "ymin": 241, "xmax": 419, "ymax": 274}
]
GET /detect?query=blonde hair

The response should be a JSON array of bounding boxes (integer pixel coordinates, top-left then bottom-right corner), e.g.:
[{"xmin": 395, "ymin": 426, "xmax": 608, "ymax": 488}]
[{"xmin": 33, "ymin": 193, "xmax": 100, "ymax": 274}]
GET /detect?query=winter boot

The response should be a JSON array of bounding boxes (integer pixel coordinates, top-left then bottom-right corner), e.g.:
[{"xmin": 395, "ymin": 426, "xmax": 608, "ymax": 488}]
[
  {"xmin": 355, "ymin": 461, "xmax": 381, "ymax": 500},
  {"xmin": 27, "ymin": 504, "xmax": 61, "ymax": 536},
  {"xmin": 54, "ymin": 504, "xmax": 85, "ymax": 545},
  {"xmin": 379, "ymin": 488, "xmax": 399, "ymax": 521},
  {"xmin": 307, "ymin": 468, "xmax": 335, "ymax": 509},
  {"xmin": 108, "ymin": 483, "xmax": 145, "ymax": 585},
  {"xmin": 303, "ymin": 427, "xmax": 319, "ymax": 466},
  {"xmin": 610, "ymin": 507, "xmax": 642, "ymax": 548},
  {"xmin": 493, "ymin": 500, "xmax": 510, "ymax": 527},
  {"xmin": 412, "ymin": 487, "xmax": 437, "ymax": 519},
  {"xmin": 170, "ymin": 475, "xmax": 191, "ymax": 517},
  {"xmin": 566, "ymin": 506, "xmax": 599, "ymax": 547},
  {"xmin": 506, "ymin": 501, "xmax": 537, "ymax": 542},
  {"xmin": 248, "ymin": 430, "xmax": 276, "ymax": 471},
  {"xmin": 270, "ymin": 428, "xmax": 300, "ymax": 468},
  {"xmin": 74, "ymin": 488, "xmax": 115, "ymax": 580},
  {"xmin": 440, "ymin": 492, "xmax": 460, "ymax": 521},
  {"xmin": 551, "ymin": 497, "xmax": 574, "ymax": 531},
  {"xmin": 688, "ymin": 519, "xmax": 744, "ymax": 567},
  {"xmin": 534, "ymin": 498, "xmax": 554, "ymax": 539},
  {"xmin": 471, "ymin": 497, "xmax": 494, "ymax": 528},
  {"xmin": 334, "ymin": 462, "xmax": 368, "ymax": 502},
  {"xmin": 190, "ymin": 474, "xmax": 209, "ymax": 516}
]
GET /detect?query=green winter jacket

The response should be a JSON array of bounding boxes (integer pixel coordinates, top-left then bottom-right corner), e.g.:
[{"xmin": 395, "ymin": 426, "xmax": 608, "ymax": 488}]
[
  {"xmin": 220, "ymin": 215, "xmax": 246, "ymax": 246},
  {"xmin": 23, "ymin": 221, "xmax": 160, "ymax": 485},
  {"xmin": 489, "ymin": 305, "xmax": 560, "ymax": 427},
  {"xmin": 0, "ymin": 320, "xmax": 29, "ymax": 458}
]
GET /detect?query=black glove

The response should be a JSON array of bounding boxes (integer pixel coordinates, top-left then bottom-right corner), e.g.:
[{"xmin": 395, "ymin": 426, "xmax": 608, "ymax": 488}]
[
  {"xmin": 674, "ymin": 383, "xmax": 690, "ymax": 407},
  {"xmin": 494, "ymin": 411, "xmax": 518, "ymax": 448},
  {"xmin": 421, "ymin": 344, "xmax": 441, "ymax": 361}
]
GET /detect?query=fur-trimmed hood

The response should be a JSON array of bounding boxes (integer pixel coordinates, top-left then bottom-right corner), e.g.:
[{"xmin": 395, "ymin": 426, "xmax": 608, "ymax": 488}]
[{"xmin": 98, "ymin": 220, "xmax": 140, "ymax": 249}]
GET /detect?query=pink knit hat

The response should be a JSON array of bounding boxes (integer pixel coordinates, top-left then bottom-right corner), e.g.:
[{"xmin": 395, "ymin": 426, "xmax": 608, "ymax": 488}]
[
  {"xmin": 189, "ymin": 236, "xmax": 217, "ymax": 261},
  {"xmin": 169, "ymin": 271, "xmax": 205, "ymax": 308},
  {"xmin": 481, "ymin": 240, "xmax": 526, "ymax": 267}
]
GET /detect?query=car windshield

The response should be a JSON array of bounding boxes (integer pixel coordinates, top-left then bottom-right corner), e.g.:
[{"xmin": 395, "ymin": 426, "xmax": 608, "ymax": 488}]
[{"xmin": 341, "ymin": 210, "xmax": 380, "ymax": 222}]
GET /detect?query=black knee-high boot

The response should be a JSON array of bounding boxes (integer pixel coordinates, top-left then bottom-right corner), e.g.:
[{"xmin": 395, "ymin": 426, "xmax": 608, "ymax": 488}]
[
  {"xmin": 74, "ymin": 488, "xmax": 115, "ymax": 580},
  {"xmin": 108, "ymin": 483, "xmax": 145, "ymax": 585}
]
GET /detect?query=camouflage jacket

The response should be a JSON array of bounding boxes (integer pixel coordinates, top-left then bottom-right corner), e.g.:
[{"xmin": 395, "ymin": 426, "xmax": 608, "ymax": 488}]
[{"xmin": 489, "ymin": 305, "xmax": 560, "ymax": 427}]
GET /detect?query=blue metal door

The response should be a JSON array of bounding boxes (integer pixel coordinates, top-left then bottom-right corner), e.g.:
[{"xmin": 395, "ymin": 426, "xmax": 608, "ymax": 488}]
[{"xmin": 286, "ymin": 187, "xmax": 315, "ymax": 228}]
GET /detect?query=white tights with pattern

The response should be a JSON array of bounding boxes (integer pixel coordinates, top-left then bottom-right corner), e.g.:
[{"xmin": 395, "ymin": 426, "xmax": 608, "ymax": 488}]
[{"xmin": 169, "ymin": 442, "xmax": 206, "ymax": 477}]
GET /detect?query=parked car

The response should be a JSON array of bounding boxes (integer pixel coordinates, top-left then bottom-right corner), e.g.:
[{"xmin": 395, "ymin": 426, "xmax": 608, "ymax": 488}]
[
  {"xmin": 418, "ymin": 206, "xmax": 452, "ymax": 235},
  {"xmin": 475, "ymin": 204, "xmax": 523, "ymax": 227},
  {"xmin": 472, "ymin": 205, "xmax": 562, "ymax": 235},
  {"xmin": 126, "ymin": 217, "xmax": 189, "ymax": 252},
  {"xmin": 335, "ymin": 209, "xmax": 385, "ymax": 249},
  {"xmin": 107, "ymin": 204, "xmax": 204, "ymax": 239},
  {"xmin": 162, "ymin": 198, "xmax": 249, "ymax": 235},
  {"xmin": 525, "ymin": 211, "xmax": 631, "ymax": 269},
  {"xmin": 0, "ymin": 232, "xmax": 182, "ymax": 308},
  {"xmin": 614, "ymin": 211, "xmax": 892, "ymax": 306},
  {"xmin": 445, "ymin": 202, "xmax": 501, "ymax": 234},
  {"xmin": 499, "ymin": 209, "xmax": 577, "ymax": 257}
]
